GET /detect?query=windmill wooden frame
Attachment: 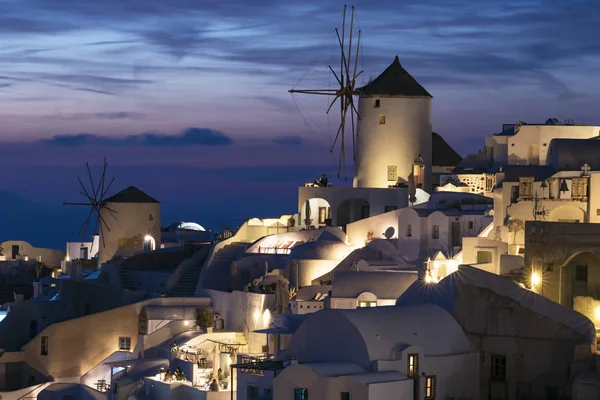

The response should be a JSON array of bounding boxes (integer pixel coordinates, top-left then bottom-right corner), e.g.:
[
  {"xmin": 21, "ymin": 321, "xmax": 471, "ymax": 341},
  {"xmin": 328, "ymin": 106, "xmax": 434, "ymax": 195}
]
[
  {"xmin": 63, "ymin": 157, "xmax": 117, "ymax": 253},
  {"xmin": 289, "ymin": 4, "xmax": 363, "ymax": 178}
]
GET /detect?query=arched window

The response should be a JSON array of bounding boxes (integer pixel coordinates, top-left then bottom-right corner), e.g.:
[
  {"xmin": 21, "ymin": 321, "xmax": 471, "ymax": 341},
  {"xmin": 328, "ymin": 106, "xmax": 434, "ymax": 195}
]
[{"xmin": 143, "ymin": 235, "xmax": 156, "ymax": 252}]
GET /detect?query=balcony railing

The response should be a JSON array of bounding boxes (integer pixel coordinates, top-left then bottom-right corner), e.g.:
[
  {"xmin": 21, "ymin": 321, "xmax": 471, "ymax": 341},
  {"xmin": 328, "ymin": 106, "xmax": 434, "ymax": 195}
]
[{"xmin": 257, "ymin": 246, "xmax": 291, "ymax": 255}]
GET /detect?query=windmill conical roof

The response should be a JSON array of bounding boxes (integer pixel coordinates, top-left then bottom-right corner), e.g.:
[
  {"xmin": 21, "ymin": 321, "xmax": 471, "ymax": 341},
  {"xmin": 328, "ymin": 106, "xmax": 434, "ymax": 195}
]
[
  {"xmin": 357, "ymin": 56, "xmax": 432, "ymax": 98},
  {"xmin": 103, "ymin": 186, "xmax": 160, "ymax": 203},
  {"xmin": 432, "ymin": 132, "xmax": 462, "ymax": 167}
]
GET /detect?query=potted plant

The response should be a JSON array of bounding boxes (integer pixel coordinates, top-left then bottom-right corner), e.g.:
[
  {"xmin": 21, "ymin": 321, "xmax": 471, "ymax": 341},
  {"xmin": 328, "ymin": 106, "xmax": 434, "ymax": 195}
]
[
  {"xmin": 195, "ymin": 306, "xmax": 214, "ymax": 333},
  {"xmin": 288, "ymin": 216, "xmax": 295, "ymax": 228},
  {"xmin": 366, "ymin": 231, "xmax": 374, "ymax": 241}
]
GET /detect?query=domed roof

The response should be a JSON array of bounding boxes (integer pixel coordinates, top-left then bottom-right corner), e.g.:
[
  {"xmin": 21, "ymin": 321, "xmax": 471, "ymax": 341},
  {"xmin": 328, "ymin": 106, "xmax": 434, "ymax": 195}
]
[
  {"xmin": 289, "ymin": 240, "xmax": 351, "ymax": 260},
  {"xmin": 289, "ymin": 304, "xmax": 473, "ymax": 369},
  {"xmin": 167, "ymin": 222, "xmax": 206, "ymax": 231}
]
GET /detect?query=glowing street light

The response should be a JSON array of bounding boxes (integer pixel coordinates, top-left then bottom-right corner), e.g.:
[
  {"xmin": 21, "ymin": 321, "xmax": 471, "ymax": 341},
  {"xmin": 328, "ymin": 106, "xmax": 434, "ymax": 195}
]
[{"xmin": 531, "ymin": 272, "xmax": 541, "ymax": 287}]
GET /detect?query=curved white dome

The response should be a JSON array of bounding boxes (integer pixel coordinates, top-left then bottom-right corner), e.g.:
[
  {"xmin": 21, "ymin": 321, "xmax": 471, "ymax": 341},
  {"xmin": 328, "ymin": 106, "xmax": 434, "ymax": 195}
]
[
  {"xmin": 178, "ymin": 222, "xmax": 205, "ymax": 231},
  {"xmin": 289, "ymin": 240, "xmax": 352, "ymax": 260}
]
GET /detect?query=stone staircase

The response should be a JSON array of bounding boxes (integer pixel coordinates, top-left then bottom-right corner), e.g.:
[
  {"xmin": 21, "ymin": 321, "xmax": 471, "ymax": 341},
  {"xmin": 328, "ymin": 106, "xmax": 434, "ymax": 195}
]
[
  {"xmin": 213, "ymin": 242, "xmax": 250, "ymax": 266},
  {"xmin": 118, "ymin": 269, "xmax": 136, "ymax": 290},
  {"xmin": 167, "ymin": 250, "xmax": 210, "ymax": 297},
  {"xmin": 201, "ymin": 242, "xmax": 251, "ymax": 291}
]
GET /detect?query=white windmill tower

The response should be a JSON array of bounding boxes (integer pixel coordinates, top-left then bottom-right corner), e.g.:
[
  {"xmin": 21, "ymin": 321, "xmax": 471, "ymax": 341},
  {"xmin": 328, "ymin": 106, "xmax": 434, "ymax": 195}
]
[
  {"xmin": 354, "ymin": 57, "xmax": 433, "ymax": 191},
  {"xmin": 288, "ymin": 5, "xmax": 433, "ymax": 193}
]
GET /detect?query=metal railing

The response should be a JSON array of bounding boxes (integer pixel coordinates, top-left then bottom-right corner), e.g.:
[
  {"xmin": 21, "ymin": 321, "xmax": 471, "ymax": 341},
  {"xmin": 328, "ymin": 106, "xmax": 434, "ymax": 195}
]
[{"xmin": 257, "ymin": 246, "xmax": 291, "ymax": 255}]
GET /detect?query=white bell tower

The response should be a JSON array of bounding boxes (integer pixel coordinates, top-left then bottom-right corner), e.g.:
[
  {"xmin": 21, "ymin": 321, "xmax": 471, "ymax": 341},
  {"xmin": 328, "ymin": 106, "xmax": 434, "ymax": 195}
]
[{"xmin": 354, "ymin": 56, "xmax": 432, "ymax": 192}]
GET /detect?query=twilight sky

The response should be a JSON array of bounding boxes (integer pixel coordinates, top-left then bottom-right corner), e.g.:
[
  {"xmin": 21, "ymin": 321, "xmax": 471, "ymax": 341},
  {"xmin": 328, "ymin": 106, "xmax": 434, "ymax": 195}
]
[{"xmin": 1, "ymin": 0, "xmax": 600, "ymax": 247}]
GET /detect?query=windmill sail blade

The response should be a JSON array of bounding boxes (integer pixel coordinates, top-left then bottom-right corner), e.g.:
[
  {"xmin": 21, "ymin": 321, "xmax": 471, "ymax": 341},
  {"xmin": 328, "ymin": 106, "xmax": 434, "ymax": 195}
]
[
  {"xmin": 330, "ymin": 120, "xmax": 344, "ymax": 153},
  {"xmin": 349, "ymin": 96, "xmax": 360, "ymax": 120},
  {"xmin": 86, "ymin": 162, "xmax": 98, "ymax": 198},
  {"xmin": 352, "ymin": 30, "xmax": 361, "ymax": 82},
  {"xmin": 350, "ymin": 70, "xmax": 364, "ymax": 84},
  {"xmin": 288, "ymin": 89, "xmax": 337, "ymax": 95},
  {"xmin": 335, "ymin": 29, "xmax": 350, "ymax": 79},
  {"xmin": 93, "ymin": 213, "xmax": 101, "ymax": 240},
  {"xmin": 346, "ymin": 6, "xmax": 354, "ymax": 84},
  {"xmin": 78, "ymin": 208, "xmax": 94, "ymax": 235},
  {"xmin": 99, "ymin": 213, "xmax": 112, "ymax": 233},
  {"xmin": 103, "ymin": 204, "xmax": 119, "ymax": 215},
  {"xmin": 326, "ymin": 95, "xmax": 341, "ymax": 114},
  {"xmin": 96, "ymin": 159, "xmax": 108, "ymax": 202},
  {"xmin": 99, "ymin": 218, "xmax": 107, "ymax": 248},
  {"xmin": 328, "ymin": 66, "xmax": 342, "ymax": 86},
  {"xmin": 78, "ymin": 176, "xmax": 94, "ymax": 202},
  {"xmin": 101, "ymin": 177, "xmax": 115, "ymax": 200},
  {"xmin": 350, "ymin": 102, "xmax": 356, "ymax": 160}
]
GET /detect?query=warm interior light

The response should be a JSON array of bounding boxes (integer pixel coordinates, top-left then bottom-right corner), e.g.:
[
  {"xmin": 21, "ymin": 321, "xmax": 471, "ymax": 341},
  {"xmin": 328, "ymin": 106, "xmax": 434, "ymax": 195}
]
[
  {"xmin": 184, "ymin": 320, "xmax": 190, "ymax": 327},
  {"xmin": 144, "ymin": 235, "xmax": 153, "ymax": 242},
  {"xmin": 253, "ymin": 310, "xmax": 261, "ymax": 323},
  {"xmin": 263, "ymin": 309, "xmax": 271, "ymax": 327},
  {"xmin": 531, "ymin": 272, "xmax": 541, "ymax": 287},
  {"xmin": 425, "ymin": 274, "xmax": 433, "ymax": 283},
  {"xmin": 594, "ymin": 306, "xmax": 600, "ymax": 322}
]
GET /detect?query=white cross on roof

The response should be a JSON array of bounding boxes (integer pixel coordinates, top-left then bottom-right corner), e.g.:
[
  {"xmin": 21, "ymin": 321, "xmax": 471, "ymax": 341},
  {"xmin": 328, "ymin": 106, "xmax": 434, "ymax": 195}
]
[{"xmin": 581, "ymin": 163, "xmax": 591, "ymax": 176}]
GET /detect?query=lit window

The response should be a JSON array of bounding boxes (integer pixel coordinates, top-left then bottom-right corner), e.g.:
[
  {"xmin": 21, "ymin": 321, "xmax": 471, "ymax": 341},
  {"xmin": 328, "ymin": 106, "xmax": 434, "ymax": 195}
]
[
  {"xmin": 119, "ymin": 336, "xmax": 131, "ymax": 350},
  {"xmin": 358, "ymin": 301, "xmax": 376, "ymax": 308},
  {"xmin": 408, "ymin": 354, "xmax": 418, "ymax": 376},
  {"xmin": 491, "ymin": 355, "xmax": 506, "ymax": 381},
  {"xmin": 318, "ymin": 207, "xmax": 329, "ymax": 224},
  {"xmin": 425, "ymin": 376, "xmax": 436, "ymax": 399},
  {"xmin": 374, "ymin": 99, "xmax": 380, "ymax": 108},
  {"xmin": 41, "ymin": 336, "xmax": 49, "ymax": 356},
  {"xmin": 379, "ymin": 115, "xmax": 386, "ymax": 124},
  {"xmin": 406, "ymin": 224, "xmax": 412, "ymax": 237},
  {"xmin": 294, "ymin": 388, "xmax": 308, "ymax": 400},
  {"xmin": 432, "ymin": 225, "xmax": 440, "ymax": 239}
]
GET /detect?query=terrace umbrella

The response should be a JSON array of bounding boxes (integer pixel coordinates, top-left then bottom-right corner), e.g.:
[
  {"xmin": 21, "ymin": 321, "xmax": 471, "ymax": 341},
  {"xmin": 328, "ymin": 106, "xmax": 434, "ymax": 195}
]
[{"xmin": 304, "ymin": 199, "xmax": 312, "ymax": 226}]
